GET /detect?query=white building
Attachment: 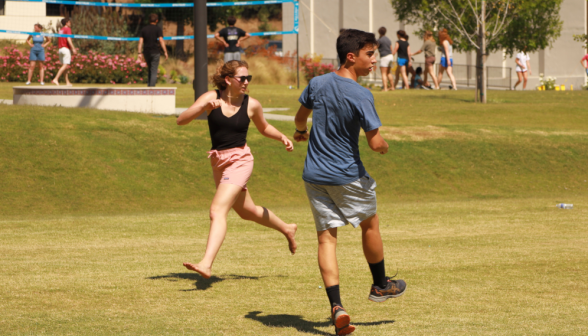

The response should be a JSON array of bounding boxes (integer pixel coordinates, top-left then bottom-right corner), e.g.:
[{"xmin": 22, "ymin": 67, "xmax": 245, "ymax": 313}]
[{"xmin": 283, "ymin": 0, "xmax": 588, "ymax": 89}]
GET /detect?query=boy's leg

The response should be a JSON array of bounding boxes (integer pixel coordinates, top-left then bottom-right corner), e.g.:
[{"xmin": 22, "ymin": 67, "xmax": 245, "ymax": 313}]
[
  {"xmin": 232, "ymin": 189, "xmax": 297, "ymax": 254},
  {"xmin": 52, "ymin": 63, "xmax": 68, "ymax": 85}
]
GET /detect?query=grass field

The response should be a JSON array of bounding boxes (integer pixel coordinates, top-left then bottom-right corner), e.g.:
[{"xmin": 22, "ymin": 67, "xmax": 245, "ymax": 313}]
[{"xmin": 1, "ymin": 83, "xmax": 588, "ymax": 334}]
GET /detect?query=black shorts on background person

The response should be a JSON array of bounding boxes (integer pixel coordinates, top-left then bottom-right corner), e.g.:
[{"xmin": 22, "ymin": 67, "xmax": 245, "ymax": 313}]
[{"xmin": 138, "ymin": 13, "xmax": 168, "ymax": 87}]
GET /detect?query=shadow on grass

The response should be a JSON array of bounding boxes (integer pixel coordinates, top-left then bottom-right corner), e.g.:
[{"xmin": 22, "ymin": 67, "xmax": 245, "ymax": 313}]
[
  {"xmin": 245, "ymin": 311, "xmax": 395, "ymax": 335},
  {"xmin": 147, "ymin": 273, "xmax": 270, "ymax": 291}
]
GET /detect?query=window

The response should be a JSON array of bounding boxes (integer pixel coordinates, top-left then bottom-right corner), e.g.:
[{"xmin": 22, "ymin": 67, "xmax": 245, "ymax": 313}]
[
  {"xmin": 0, "ymin": 0, "xmax": 6, "ymax": 16},
  {"xmin": 46, "ymin": 4, "xmax": 74, "ymax": 17}
]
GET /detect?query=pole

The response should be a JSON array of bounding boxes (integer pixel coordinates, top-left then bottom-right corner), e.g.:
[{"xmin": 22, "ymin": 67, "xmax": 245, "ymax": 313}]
[
  {"xmin": 194, "ymin": 0, "xmax": 208, "ymax": 118},
  {"xmin": 481, "ymin": 0, "xmax": 487, "ymax": 103},
  {"xmin": 296, "ymin": 32, "xmax": 300, "ymax": 89}
]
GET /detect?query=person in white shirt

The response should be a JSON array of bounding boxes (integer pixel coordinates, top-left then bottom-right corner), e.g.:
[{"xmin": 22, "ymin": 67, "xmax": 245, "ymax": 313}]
[{"xmin": 514, "ymin": 47, "xmax": 531, "ymax": 90}]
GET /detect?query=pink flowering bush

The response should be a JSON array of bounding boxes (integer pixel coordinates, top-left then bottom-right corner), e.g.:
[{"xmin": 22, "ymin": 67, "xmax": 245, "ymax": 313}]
[
  {"xmin": 300, "ymin": 56, "xmax": 335, "ymax": 82},
  {"xmin": 0, "ymin": 45, "xmax": 148, "ymax": 84}
]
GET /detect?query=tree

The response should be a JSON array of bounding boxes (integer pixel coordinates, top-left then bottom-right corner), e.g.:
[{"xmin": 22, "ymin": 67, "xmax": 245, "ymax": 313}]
[{"xmin": 390, "ymin": 0, "xmax": 563, "ymax": 103}]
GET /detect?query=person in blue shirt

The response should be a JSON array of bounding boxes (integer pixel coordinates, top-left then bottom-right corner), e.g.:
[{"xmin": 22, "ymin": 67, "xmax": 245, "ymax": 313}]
[
  {"xmin": 293, "ymin": 29, "xmax": 407, "ymax": 336},
  {"xmin": 26, "ymin": 24, "xmax": 50, "ymax": 85}
]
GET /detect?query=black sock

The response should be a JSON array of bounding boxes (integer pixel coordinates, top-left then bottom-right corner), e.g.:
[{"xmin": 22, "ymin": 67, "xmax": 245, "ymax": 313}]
[
  {"xmin": 369, "ymin": 259, "xmax": 387, "ymax": 288},
  {"xmin": 326, "ymin": 285, "xmax": 342, "ymax": 308}
]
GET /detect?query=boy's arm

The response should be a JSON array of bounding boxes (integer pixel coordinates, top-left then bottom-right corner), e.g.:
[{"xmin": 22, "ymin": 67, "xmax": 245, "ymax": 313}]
[
  {"xmin": 365, "ymin": 128, "xmax": 388, "ymax": 154},
  {"xmin": 236, "ymin": 33, "xmax": 250, "ymax": 47},
  {"xmin": 293, "ymin": 105, "xmax": 312, "ymax": 142},
  {"xmin": 214, "ymin": 32, "xmax": 229, "ymax": 47}
]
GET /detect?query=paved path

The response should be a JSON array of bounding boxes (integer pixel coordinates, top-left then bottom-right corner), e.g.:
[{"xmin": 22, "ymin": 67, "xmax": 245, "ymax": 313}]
[{"xmin": 0, "ymin": 99, "xmax": 13, "ymax": 105}]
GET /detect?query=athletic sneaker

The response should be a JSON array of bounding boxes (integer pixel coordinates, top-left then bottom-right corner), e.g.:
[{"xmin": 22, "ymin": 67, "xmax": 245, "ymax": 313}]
[
  {"xmin": 331, "ymin": 305, "xmax": 355, "ymax": 335},
  {"xmin": 26, "ymin": 82, "xmax": 31, "ymax": 85},
  {"xmin": 368, "ymin": 276, "xmax": 407, "ymax": 302},
  {"xmin": 40, "ymin": 82, "xmax": 45, "ymax": 85}
]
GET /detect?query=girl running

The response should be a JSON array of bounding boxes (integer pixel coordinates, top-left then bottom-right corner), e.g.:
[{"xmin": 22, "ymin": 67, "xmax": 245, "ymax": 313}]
[
  {"xmin": 514, "ymin": 47, "xmax": 531, "ymax": 90},
  {"xmin": 437, "ymin": 29, "xmax": 457, "ymax": 90},
  {"xmin": 26, "ymin": 24, "xmax": 50, "ymax": 85},
  {"xmin": 392, "ymin": 30, "xmax": 411, "ymax": 90},
  {"xmin": 177, "ymin": 60, "xmax": 298, "ymax": 279}
]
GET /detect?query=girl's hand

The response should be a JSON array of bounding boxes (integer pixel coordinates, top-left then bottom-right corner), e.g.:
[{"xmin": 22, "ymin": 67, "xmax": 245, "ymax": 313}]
[
  {"xmin": 206, "ymin": 99, "xmax": 223, "ymax": 111},
  {"xmin": 281, "ymin": 135, "xmax": 294, "ymax": 152}
]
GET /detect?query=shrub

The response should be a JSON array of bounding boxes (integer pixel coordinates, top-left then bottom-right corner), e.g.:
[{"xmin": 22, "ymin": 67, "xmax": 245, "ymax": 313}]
[
  {"xmin": 299, "ymin": 55, "xmax": 335, "ymax": 82},
  {"xmin": 538, "ymin": 73, "xmax": 557, "ymax": 90},
  {"xmin": 0, "ymin": 45, "xmax": 148, "ymax": 84}
]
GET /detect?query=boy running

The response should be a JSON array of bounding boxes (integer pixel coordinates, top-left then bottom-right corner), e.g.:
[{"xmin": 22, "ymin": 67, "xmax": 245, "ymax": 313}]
[{"xmin": 293, "ymin": 29, "xmax": 406, "ymax": 336}]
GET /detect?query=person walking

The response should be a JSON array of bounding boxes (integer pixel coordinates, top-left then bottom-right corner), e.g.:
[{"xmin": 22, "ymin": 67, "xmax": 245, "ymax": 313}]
[
  {"xmin": 581, "ymin": 52, "xmax": 588, "ymax": 76},
  {"xmin": 437, "ymin": 29, "xmax": 457, "ymax": 90},
  {"xmin": 392, "ymin": 30, "xmax": 411, "ymax": 90},
  {"xmin": 26, "ymin": 24, "xmax": 50, "ymax": 85},
  {"xmin": 215, "ymin": 16, "xmax": 250, "ymax": 63},
  {"xmin": 411, "ymin": 31, "xmax": 439, "ymax": 89},
  {"xmin": 178, "ymin": 60, "xmax": 298, "ymax": 280},
  {"xmin": 513, "ymin": 47, "xmax": 531, "ymax": 90},
  {"xmin": 51, "ymin": 18, "xmax": 77, "ymax": 86},
  {"xmin": 293, "ymin": 29, "xmax": 406, "ymax": 336},
  {"xmin": 137, "ymin": 13, "xmax": 168, "ymax": 87},
  {"xmin": 377, "ymin": 27, "xmax": 394, "ymax": 91}
]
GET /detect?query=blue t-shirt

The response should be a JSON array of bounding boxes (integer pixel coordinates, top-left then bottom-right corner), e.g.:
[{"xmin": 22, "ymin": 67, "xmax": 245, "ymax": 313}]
[{"xmin": 299, "ymin": 72, "xmax": 382, "ymax": 186}]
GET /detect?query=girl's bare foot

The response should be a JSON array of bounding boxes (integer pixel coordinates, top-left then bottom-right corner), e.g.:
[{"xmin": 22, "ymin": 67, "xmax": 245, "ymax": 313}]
[
  {"xmin": 183, "ymin": 262, "xmax": 211, "ymax": 279},
  {"xmin": 51, "ymin": 80, "xmax": 59, "ymax": 86},
  {"xmin": 285, "ymin": 224, "xmax": 298, "ymax": 255}
]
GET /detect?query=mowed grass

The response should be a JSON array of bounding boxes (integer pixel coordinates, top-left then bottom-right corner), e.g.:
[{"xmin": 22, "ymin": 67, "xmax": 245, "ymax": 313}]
[
  {"xmin": 1, "ymin": 84, "xmax": 588, "ymax": 334},
  {"xmin": 1, "ymin": 199, "xmax": 587, "ymax": 335}
]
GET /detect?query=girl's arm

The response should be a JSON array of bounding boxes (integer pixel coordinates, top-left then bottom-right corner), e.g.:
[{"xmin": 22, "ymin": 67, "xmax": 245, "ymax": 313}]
[
  {"xmin": 392, "ymin": 42, "xmax": 399, "ymax": 56},
  {"xmin": 176, "ymin": 90, "xmax": 219, "ymax": 125},
  {"xmin": 26, "ymin": 36, "xmax": 34, "ymax": 48},
  {"xmin": 249, "ymin": 98, "xmax": 293, "ymax": 152},
  {"xmin": 407, "ymin": 45, "xmax": 412, "ymax": 66},
  {"xmin": 443, "ymin": 41, "xmax": 450, "ymax": 58},
  {"xmin": 42, "ymin": 37, "xmax": 51, "ymax": 48},
  {"xmin": 526, "ymin": 59, "xmax": 532, "ymax": 75}
]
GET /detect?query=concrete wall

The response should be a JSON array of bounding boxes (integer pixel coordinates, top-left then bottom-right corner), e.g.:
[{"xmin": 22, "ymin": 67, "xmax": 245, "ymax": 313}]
[
  {"xmin": 284, "ymin": 0, "xmax": 588, "ymax": 89},
  {"xmin": 0, "ymin": 1, "xmax": 62, "ymax": 41}
]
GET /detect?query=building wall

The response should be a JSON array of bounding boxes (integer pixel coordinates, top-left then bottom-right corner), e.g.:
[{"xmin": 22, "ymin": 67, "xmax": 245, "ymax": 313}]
[
  {"xmin": 284, "ymin": 0, "xmax": 587, "ymax": 89},
  {"xmin": 0, "ymin": 1, "xmax": 63, "ymax": 41}
]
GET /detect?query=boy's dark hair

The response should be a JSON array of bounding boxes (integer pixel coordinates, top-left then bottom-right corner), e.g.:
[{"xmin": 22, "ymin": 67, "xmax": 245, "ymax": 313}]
[
  {"xmin": 149, "ymin": 13, "xmax": 158, "ymax": 23},
  {"xmin": 61, "ymin": 18, "xmax": 70, "ymax": 26},
  {"xmin": 378, "ymin": 27, "xmax": 386, "ymax": 36},
  {"xmin": 336, "ymin": 29, "xmax": 377, "ymax": 66},
  {"xmin": 227, "ymin": 16, "xmax": 237, "ymax": 26},
  {"xmin": 416, "ymin": 67, "xmax": 423, "ymax": 74}
]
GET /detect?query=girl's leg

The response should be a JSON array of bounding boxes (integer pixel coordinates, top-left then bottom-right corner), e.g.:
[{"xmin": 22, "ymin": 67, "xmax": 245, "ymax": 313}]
[
  {"xmin": 39, "ymin": 62, "xmax": 45, "ymax": 83},
  {"xmin": 427, "ymin": 64, "xmax": 440, "ymax": 89},
  {"xmin": 380, "ymin": 67, "xmax": 389, "ymax": 91},
  {"xmin": 438, "ymin": 67, "xmax": 445, "ymax": 87},
  {"xmin": 27, "ymin": 60, "xmax": 36, "ymax": 83},
  {"xmin": 400, "ymin": 66, "xmax": 409, "ymax": 89},
  {"xmin": 318, "ymin": 228, "xmax": 339, "ymax": 288},
  {"xmin": 232, "ymin": 189, "xmax": 297, "ymax": 254},
  {"xmin": 183, "ymin": 183, "xmax": 244, "ymax": 279},
  {"xmin": 514, "ymin": 72, "xmax": 523, "ymax": 89},
  {"xmin": 393, "ymin": 66, "xmax": 400, "ymax": 89},
  {"xmin": 447, "ymin": 66, "xmax": 457, "ymax": 90},
  {"xmin": 522, "ymin": 71, "xmax": 528, "ymax": 90}
]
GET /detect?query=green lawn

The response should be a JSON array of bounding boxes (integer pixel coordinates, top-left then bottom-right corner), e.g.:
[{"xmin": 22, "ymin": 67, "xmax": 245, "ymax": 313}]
[{"xmin": 1, "ymin": 84, "xmax": 588, "ymax": 334}]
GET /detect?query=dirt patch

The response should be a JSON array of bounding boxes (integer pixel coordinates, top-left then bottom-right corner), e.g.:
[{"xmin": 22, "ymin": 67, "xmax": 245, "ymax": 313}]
[
  {"xmin": 373, "ymin": 126, "xmax": 471, "ymax": 141},
  {"xmin": 515, "ymin": 130, "xmax": 588, "ymax": 137}
]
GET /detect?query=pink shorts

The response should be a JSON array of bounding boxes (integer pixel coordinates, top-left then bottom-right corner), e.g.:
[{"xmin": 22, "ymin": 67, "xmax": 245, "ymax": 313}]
[{"xmin": 207, "ymin": 144, "xmax": 254, "ymax": 191}]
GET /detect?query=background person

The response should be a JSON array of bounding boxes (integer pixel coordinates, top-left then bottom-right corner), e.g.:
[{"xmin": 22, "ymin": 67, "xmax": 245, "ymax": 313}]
[
  {"xmin": 377, "ymin": 26, "xmax": 394, "ymax": 91},
  {"xmin": 178, "ymin": 60, "xmax": 297, "ymax": 280},
  {"xmin": 582, "ymin": 52, "xmax": 588, "ymax": 76},
  {"xmin": 392, "ymin": 30, "xmax": 411, "ymax": 90},
  {"xmin": 52, "ymin": 18, "xmax": 77, "ymax": 86},
  {"xmin": 412, "ymin": 66, "xmax": 424, "ymax": 89},
  {"xmin": 138, "ymin": 13, "xmax": 168, "ymax": 87},
  {"xmin": 26, "ymin": 24, "xmax": 50, "ymax": 85},
  {"xmin": 215, "ymin": 16, "xmax": 250, "ymax": 63},
  {"xmin": 437, "ymin": 28, "xmax": 457, "ymax": 90},
  {"xmin": 513, "ymin": 47, "xmax": 531, "ymax": 90},
  {"xmin": 411, "ymin": 31, "xmax": 439, "ymax": 89}
]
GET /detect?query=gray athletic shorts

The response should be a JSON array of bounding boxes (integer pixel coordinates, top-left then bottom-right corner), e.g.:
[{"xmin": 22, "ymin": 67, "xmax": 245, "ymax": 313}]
[
  {"xmin": 305, "ymin": 175, "xmax": 377, "ymax": 232},
  {"xmin": 224, "ymin": 51, "xmax": 241, "ymax": 62}
]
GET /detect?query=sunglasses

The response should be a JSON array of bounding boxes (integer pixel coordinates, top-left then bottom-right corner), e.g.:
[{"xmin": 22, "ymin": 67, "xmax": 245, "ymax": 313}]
[{"xmin": 231, "ymin": 75, "xmax": 253, "ymax": 83}]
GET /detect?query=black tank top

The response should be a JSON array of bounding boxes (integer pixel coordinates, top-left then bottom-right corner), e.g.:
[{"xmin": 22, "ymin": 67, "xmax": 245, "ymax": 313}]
[
  {"xmin": 397, "ymin": 40, "xmax": 409, "ymax": 59},
  {"xmin": 207, "ymin": 90, "xmax": 250, "ymax": 150}
]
